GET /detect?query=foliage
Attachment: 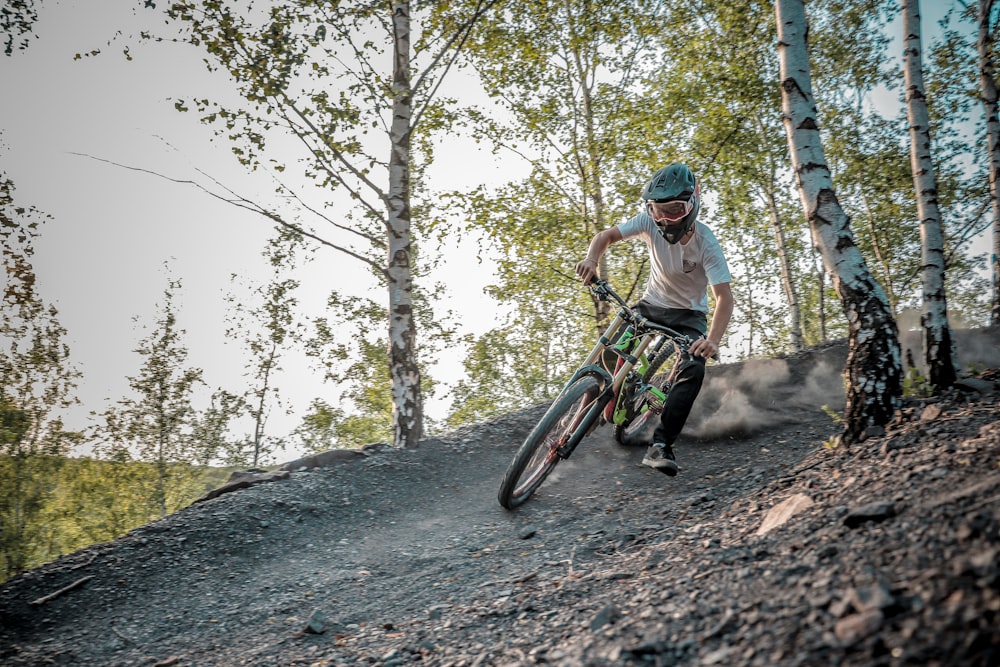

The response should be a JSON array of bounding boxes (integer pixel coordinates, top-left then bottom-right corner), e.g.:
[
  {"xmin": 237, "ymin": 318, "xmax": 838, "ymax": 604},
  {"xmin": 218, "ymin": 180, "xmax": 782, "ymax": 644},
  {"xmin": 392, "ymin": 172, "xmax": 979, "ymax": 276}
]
[
  {"xmin": 0, "ymin": 453, "xmax": 239, "ymax": 584},
  {"xmin": 0, "ymin": 172, "xmax": 80, "ymax": 580},
  {"xmin": 189, "ymin": 389, "xmax": 246, "ymax": 466},
  {"xmin": 302, "ymin": 281, "xmax": 449, "ymax": 448},
  {"xmin": 108, "ymin": 276, "xmax": 206, "ymax": 517},
  {"xmin": 224, "ymin": 227, "xmax": 307, "ymax": 466},
  {"xmin": 902, "ymin": 366, "xmax": 935, "ymax": 398},
  {"xmin": 446, "ymin": 302, "xmax": 590, "ymax": 428},
  {"xmin": 291, "ymin": 398, "xmax": 341, "ymax": 453},
  {"xmin": 78, "ymin": 411, "xmax": 158, "ymax": 543},
  {"xmin": 1, "ymin": 170, "xmax": 44, "ymax": 306},
  {"xmin": 821, "ymin": 404, "xmax": 844, "ymax": 425},
  {"xmin": 1, "ymin": 0, "xmax": 39, "ymax": 55}
]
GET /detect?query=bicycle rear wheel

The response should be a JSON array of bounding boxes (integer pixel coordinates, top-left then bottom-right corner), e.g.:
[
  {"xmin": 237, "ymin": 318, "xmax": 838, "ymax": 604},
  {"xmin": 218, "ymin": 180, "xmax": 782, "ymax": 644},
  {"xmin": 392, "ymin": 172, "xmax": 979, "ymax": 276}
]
[
  {"xmin": 641, "ymin": 344, "xmax": 673, "ymax": 383},
  {"xmin": 498, "ymin": 376, "xmax": 602, "ymax": 509},
  {"xmin": 613, "ymin": 401, "xmax": 657, "ymax": 446}
]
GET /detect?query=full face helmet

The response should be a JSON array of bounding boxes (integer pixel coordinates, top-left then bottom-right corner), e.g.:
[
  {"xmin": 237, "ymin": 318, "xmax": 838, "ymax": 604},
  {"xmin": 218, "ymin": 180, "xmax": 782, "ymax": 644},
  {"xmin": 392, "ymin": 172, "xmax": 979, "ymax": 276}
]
[{"xmin": 641, "ymin": 163, "xmax": 700, "ymax": 244}]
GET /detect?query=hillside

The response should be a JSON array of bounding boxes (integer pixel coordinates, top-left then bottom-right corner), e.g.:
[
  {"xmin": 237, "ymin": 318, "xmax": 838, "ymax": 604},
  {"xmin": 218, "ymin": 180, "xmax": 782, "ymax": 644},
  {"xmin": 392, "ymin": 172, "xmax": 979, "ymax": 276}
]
[{"xmin": 1, "ymin": 329, "xmax": 998, "ymax": 667}]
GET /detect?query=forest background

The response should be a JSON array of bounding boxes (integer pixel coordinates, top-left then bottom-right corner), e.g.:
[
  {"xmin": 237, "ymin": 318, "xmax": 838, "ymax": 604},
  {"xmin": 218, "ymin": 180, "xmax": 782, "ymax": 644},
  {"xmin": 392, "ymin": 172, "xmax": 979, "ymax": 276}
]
[{"xmin": 2, "ymin": 0, "xmax": 998, "ymax": 581}]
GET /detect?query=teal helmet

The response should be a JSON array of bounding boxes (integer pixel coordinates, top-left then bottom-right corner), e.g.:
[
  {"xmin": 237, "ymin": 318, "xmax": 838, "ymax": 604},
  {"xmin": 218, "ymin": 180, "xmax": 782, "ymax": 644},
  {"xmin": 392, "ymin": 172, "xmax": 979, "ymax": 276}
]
[{"xmin": 642, "ymin": 164, "xmax": 700, "ymax": 244}]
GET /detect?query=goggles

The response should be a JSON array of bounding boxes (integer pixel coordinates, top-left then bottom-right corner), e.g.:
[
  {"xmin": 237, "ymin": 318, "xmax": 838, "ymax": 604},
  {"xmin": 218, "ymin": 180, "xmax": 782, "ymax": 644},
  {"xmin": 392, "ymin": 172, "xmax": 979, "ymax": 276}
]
[{"xmin": 648, "ymin": 198, "xmax": 693, "ymax": 223}]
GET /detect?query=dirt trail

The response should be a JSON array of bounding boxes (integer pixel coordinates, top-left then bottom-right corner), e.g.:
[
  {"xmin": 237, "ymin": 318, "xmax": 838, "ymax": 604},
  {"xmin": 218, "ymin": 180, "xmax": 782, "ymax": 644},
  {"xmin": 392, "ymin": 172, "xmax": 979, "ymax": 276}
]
[{"xmin": 1, "ymin": 330, "xmax": 998, "ymax": 666}]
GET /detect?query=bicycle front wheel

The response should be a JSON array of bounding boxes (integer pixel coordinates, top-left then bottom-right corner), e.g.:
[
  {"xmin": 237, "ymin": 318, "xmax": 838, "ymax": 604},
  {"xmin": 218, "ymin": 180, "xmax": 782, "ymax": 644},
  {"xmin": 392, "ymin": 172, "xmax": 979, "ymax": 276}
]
[{"xmin": 498, "ymin": 376, "xmax": 602, "ymax": 509}]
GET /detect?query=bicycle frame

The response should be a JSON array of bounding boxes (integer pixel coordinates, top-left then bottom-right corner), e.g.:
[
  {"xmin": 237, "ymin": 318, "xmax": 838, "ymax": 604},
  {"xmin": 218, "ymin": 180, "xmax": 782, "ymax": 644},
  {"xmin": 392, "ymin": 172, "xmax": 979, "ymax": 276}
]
[
  {"xmin": 553, "ymin": 280, "xmax": 692, "ymax": 459},
  {"xmin": 498, "ymin": 279, "xmax": 701, "ymax": 509}
]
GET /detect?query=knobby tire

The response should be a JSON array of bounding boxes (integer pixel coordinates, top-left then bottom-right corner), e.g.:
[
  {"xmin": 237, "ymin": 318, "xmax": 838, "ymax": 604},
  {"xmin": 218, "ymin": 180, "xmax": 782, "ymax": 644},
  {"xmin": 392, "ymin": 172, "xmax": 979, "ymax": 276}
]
[
  {"xmin": 614, "ymin": 407, "xmax": 657, "ymax": 446},
  {"xmin": 498, "ymin": 376, "xmax": 602, "ymax": 509},
  {"xmin": 641, "ymin": 345, "xmax": 673, "ymax": 384}
]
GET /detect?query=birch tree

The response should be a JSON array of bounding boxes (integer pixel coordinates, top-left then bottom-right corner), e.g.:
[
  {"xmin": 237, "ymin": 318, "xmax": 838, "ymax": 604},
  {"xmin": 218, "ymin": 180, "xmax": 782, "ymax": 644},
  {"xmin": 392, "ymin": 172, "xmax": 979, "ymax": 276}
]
[
  {"xmin": 461, "ymin": 0, "xmax": 662, "ymax": 334},
  {"xmin": 978, "ymin": 0, "xmax": 1000, "ymax": 323},
  {"xmin": 119, "ymin": 278, "xmax": 204, "ymax": 517},
  {"xmin": 903, "ymin": 0, "xmax": 959, "ymax": 388},
  {"xmin": 776, "ymin": 0, "xmax": 902, "ymax": 443},
  {"xmin": 225, "ymin": 228, "xmax": 305, "ymax": 466},
  {"xmin": 921, "ymin": 4, "xmax": 998, "ymax": 327},
  {"xmin": 166, "ymin": 0, "xmax": 494, "ymax": 448},
  {"xmin": 0, "ymin": 173, "xmax": 79, "ymax": 578}
]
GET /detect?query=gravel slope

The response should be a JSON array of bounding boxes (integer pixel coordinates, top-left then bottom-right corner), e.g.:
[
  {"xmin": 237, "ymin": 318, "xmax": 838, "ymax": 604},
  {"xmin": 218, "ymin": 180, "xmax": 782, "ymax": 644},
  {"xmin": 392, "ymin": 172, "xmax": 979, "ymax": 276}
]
[{"xmin": 1, "ymin": 331, "xmax": 998, "ymax": 667}]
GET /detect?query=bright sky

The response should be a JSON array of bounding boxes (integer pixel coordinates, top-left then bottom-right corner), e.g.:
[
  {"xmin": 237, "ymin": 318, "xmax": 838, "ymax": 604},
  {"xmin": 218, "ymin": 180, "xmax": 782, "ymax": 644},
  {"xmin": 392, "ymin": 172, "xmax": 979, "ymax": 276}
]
[
  {"xmin": 1, "ymin": 1, "xmax": 991, "ymax": 461},
  {"xmin": 1, "ymin": 1, "xmax": 505, "ymax": 457}
]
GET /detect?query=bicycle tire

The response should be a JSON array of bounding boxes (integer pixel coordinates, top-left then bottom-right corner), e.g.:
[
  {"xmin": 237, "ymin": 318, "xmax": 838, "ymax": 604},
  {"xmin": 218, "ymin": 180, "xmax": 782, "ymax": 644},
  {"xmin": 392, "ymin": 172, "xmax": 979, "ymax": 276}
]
[
  {"xmin": 641, "ymin": 344, "xmax": 673, "ymax": 383},
  {"xmin": 613, "ymin": 403, "xmax": 657, "ymax": 446},
  {"xmin": 498, "ymin": 376, "xmax": 602, "ymax": 509}
]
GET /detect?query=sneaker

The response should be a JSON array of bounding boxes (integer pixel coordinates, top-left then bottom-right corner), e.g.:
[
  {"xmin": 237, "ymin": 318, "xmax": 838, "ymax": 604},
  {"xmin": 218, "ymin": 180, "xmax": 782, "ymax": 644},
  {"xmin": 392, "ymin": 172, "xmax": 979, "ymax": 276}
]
[{"xmin": 642, "ymin": 442, "xmax": 678, "ymax": 476}]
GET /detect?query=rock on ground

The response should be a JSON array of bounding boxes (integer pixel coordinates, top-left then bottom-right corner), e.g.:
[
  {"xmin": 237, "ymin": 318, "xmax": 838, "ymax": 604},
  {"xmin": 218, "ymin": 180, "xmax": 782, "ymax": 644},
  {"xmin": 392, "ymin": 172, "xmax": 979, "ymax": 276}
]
[{"xmin": 1, "ymin": 338, "xmax": 998, "ymax": 667}]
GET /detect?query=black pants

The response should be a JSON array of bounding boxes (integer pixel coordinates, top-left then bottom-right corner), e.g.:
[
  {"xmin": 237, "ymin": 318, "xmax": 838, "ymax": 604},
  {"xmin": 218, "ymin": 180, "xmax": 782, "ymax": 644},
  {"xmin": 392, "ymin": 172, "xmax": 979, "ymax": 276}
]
[{"xmin": 633, "ymin": 301, "xmax": 707, "ymax": 447}]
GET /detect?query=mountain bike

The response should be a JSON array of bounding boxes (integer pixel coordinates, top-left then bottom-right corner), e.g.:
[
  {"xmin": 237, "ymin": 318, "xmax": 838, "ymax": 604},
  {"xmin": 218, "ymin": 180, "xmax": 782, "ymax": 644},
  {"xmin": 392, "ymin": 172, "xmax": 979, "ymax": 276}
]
[{"xmin": 497, "ymin": 279, "xmax": 696, "ymax": 509}]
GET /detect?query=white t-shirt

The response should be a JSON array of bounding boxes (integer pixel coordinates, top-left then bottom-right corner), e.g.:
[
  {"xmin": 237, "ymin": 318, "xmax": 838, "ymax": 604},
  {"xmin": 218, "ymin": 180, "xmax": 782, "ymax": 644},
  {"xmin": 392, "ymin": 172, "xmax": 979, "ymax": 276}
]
[{"xmin": 617, "ymin": 212, "xmax": 731, "ymax": 313}]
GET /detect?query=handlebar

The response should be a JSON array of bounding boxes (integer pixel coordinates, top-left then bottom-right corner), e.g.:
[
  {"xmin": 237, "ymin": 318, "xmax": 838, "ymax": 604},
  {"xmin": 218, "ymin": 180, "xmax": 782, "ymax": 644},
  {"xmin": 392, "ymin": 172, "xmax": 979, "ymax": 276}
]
[
  {"xmin": 589, "ymin": 278, "xmax": 694, "ymax": 347},
  {"xmin": 589, "ymin": 278, "xmax": 628, "ymax": 309}
]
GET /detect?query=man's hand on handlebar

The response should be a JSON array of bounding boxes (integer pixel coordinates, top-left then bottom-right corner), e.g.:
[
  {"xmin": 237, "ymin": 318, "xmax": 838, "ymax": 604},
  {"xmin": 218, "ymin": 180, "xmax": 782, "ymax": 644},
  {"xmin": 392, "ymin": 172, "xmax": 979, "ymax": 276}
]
[
  {"xmin": 689, "ymin": 337, "xmax": 720, "ymax": 359},
  {"xmin": 575, "ymin": 257, "xmax": 599, "ymax": 284}
]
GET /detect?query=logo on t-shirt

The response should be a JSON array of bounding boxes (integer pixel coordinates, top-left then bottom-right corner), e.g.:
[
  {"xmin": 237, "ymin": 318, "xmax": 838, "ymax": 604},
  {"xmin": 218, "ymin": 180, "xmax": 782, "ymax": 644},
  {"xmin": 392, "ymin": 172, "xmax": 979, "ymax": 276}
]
[{"xmin": 682, "ymin": 259, "xmax": 698, "ymax": 273}]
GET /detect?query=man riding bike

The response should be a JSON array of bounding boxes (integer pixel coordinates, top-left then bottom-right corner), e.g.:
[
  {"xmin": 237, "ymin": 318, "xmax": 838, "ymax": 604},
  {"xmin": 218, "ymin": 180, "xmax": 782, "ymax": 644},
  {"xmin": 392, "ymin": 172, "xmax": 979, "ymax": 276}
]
[{"xmin": 575, "ymin": 163, "xmax": 734, "ymax": 476}]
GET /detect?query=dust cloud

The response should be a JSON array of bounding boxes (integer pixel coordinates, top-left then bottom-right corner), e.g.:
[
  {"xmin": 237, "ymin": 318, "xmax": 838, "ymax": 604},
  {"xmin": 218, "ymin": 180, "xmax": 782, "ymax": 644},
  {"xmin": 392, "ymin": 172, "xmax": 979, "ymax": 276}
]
[
  {"xmin": 684, "ymin": 347, "xmax": 846, "ymax": 441},
  {"xmin": 684, "ymin": 326, "xmax": 998, "ymax": 442}
]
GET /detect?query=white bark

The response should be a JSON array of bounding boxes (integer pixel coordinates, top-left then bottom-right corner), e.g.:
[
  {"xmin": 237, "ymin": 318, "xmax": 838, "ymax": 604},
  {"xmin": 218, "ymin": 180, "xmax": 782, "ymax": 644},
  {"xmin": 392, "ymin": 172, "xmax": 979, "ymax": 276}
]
[
  {"xmin": 903, "ymin": 0, "xmax": 958, "ymax": 388},
  {"xmin": 776, "ymin": 0, "xmax": 901, "ymax": 443},
  {"xmin": 388, "ymin": 0, "xmax": 422, "ymax": 447},
  {"xmin": 763, "ymin": 184, "xmax": 803, "ymax": 351},
  {"xmin": 978, "ymin": 0, "xmax": 1000, "ymax": 325}
]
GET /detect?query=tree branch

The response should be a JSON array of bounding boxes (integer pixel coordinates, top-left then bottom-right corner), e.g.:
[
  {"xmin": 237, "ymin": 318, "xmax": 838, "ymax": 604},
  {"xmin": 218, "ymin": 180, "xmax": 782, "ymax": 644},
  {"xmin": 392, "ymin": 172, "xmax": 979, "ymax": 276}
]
[
  {"xmin": 31, "ymin": 576, "xmax": 93, "ymax": 606},
  {"xmin": 411, "ymin": 0, "xmax": 500, "ymax": 133},
  {"xmin": 69, "ymin": 152, "xmax": 386, "ymax": 279}
]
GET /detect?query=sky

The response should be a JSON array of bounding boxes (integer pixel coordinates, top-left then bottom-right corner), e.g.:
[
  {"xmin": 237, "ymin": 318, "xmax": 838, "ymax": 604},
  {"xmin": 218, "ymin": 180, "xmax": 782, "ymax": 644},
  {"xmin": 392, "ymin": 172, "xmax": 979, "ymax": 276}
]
[
  {"xmin": 1, "ymin": 1, "xmax": 991, "ymax": 461},
  {"xmin": 1, "ymin": 1, "xmax": 507, "ymax": 457}
]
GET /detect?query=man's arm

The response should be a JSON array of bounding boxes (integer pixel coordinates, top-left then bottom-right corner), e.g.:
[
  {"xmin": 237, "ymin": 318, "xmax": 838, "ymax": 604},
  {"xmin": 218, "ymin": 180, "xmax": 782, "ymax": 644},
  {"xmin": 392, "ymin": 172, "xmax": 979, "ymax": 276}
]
[
  {"xmin": 690, "ymin": 281, "xmax": 733, "ymax": 359},
  {"xmin": 575, "ymin": 227, "xmax": 624, "ymax": 283}
]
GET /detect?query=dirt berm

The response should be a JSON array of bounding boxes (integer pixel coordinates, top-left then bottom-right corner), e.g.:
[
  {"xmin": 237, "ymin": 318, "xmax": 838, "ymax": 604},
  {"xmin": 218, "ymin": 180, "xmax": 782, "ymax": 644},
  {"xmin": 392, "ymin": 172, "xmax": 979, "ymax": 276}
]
[{"xmin": 1, "ymin": 329, "xmax": 998, "ymax": 666}]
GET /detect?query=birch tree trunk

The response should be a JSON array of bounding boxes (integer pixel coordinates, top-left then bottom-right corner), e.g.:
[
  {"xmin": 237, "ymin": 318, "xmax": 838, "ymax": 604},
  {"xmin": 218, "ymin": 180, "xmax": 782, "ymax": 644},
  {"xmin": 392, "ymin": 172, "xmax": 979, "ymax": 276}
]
[
  {"xmin": 861, "ymin": 192, "xmax": 898, "ymax": 311},
  {"xmin": 903, "ymin": 0, "xmax": 958, "ymax": 389},
  {"xmin": 388, "ymin": 0, "xmax": 423, "ymax": 447},
  {"xmin": 978, "ymin": 0, "xmax": 1000, "ymax": 325},
  {"xmin": 763, "ymin": 184, "xmax": 804, "ymax": 351},
  {"xmin": 776, "ymin": 0, "xmax": 902, "ymax": 443},
  {"xmin": 566, "ymin": 2, "xmax": 612, "ymax": 331}
]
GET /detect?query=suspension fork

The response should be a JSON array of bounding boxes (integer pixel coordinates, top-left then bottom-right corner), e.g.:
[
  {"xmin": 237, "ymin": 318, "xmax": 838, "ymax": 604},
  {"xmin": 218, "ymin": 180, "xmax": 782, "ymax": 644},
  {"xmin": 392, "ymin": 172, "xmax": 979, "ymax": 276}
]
[{"xmin": 552, "ymin": 311, "xmax": 643, "ymax": 459}]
